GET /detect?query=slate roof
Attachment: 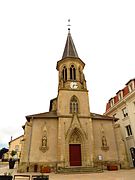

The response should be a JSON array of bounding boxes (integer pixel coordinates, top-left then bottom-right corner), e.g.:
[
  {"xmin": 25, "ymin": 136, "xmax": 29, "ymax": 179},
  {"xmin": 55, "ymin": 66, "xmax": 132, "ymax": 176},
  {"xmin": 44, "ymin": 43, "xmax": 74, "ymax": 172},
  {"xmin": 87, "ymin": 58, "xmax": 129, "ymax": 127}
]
[
  {"xmin": 26, "ymin": 111, "xmax": 57, "ymax": 120},
  {"xmin": 91, "ymin": 112, "xmax": 118, "ymax": 121},
  {"xmin": 62, "ymin": 31, "xmax": 79, "ymax": 59},
  {"xmin": 26, "ymin": 111, "xmax": 117, "ymax": 121}
]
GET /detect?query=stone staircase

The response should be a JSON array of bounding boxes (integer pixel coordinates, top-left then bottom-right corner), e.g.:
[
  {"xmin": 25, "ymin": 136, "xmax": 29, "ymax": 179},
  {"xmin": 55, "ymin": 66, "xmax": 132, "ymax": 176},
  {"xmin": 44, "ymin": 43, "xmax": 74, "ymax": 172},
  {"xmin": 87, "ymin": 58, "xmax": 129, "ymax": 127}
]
[{"xmin": 56, "ymin": 166, "xmax": 103, "ymax": 174}]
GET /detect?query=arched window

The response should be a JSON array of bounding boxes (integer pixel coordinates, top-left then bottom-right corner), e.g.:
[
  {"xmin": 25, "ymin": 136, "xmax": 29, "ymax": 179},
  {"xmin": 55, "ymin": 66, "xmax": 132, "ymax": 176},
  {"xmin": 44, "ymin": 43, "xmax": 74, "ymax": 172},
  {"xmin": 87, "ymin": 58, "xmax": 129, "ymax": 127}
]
[
  {"xmin": 70, "ymin": 65, "xmax": 76, "ymax": 80},
  {"xmin": 62, "ymin": 66, "xmax": 67, "ymax": 82},
  {"xmin": 70, "ymin": 96, "xmax": 79, "ymax": 113}
]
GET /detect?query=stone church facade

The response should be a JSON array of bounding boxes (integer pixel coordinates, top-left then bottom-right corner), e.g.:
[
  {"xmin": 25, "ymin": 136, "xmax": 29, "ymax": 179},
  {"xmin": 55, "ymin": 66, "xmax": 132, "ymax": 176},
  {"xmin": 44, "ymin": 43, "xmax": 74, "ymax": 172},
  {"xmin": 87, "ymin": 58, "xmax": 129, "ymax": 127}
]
[{"xmin": 18, "ymin": 30, "xmax": 128, "ymax": 172}]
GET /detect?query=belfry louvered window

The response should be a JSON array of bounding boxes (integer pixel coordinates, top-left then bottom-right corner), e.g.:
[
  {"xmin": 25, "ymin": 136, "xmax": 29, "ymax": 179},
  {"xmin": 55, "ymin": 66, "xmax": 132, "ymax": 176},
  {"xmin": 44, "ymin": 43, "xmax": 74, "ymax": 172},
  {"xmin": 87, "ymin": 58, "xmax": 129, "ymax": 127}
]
[
  {"xmin": 70, "ymin": 96, "xmax": 79, "ymax": 113},
  {"xmin": 70, "ymin": 65, "xmax": 76, "ymax": 80},
  {"xmin": 62, "ymin": 66, "xmax": 67, "ymax": 82}
]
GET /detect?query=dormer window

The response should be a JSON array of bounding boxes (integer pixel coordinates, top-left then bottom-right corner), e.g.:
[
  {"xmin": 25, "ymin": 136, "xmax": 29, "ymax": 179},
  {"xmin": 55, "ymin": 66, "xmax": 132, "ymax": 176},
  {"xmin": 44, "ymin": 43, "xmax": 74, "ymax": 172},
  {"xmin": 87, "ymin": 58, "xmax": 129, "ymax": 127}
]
[
  {"xmin": 128, "ymin": 82, "xmax": 134, "ymax": 92},
  {"xmin": 126, "ymin": 79, "xmax": 135, "ymax": 93},
  {"xmin": 62, "ymin": 66, "xmax": 67, "ymax": 82},
  {"xmin": 110, "ymin": 98, "xmax": 114, "ymax": 107},
  {"xmin": 70, "ymin": 65, "xmax": 76, "ymax": 81},
  {"xmin": 118, "ymin": 91, "xmax": 123, "ymax": 101}
]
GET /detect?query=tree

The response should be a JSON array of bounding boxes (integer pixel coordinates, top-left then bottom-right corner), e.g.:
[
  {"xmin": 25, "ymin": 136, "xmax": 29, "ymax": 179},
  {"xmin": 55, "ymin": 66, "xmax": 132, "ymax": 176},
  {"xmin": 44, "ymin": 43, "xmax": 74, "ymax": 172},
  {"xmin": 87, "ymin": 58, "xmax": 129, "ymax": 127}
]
[
  {"xmin": 0, "ymin": 148, "xmax": 8, "ymax": 159},
  {"xmin": 10, "ymin": 150, "xmax": 17, "ymax": 158}
]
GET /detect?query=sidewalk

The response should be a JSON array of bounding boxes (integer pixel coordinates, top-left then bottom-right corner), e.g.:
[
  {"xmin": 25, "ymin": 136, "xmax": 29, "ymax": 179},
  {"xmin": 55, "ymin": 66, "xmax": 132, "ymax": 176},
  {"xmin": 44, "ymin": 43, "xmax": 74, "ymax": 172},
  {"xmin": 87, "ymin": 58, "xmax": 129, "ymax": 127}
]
[
  {"xmin": 0, "ymin": 163, "xmax": 17, "ymax": 175},
  {"xmin": 0, "ymin": 164, "xmax": 135, "ymax": 180}
]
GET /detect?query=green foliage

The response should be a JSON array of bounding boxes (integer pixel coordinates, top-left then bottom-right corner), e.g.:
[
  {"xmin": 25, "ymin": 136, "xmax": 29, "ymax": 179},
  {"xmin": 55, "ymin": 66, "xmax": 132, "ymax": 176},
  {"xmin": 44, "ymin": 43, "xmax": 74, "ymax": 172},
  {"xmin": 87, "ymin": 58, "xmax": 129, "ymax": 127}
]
[
  {"xmin": 10, "ymin": 150, "xmax": 17, "ymax": 157},
  {"xmin": 0, "ymin": 148, "xmax": 8, "ymax": 159}
]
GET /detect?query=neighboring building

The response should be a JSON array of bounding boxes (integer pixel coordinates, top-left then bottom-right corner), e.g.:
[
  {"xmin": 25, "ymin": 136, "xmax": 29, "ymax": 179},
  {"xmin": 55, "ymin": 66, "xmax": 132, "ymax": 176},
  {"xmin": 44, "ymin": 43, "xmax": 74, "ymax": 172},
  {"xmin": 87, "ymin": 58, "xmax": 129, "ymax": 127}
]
[
  {"xmin": 2, "ymin": 152, "xmax": 9, "ymax": 162},
  {"xmin": 105, "ymin": 78, "xmax": 135, "ymax": 167},
  {"xmin": 18, "ymin": 30, "xmax": 128, "ymax": 173},
  {"xmin": 9, "ymin": 135, "xmax": 24, "ymax": 160}
]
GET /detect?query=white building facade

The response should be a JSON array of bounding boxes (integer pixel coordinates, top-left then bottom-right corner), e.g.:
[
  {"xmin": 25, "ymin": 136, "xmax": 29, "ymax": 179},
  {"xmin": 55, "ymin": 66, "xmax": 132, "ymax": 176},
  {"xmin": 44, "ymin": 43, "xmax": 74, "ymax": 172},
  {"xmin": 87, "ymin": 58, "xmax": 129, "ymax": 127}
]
[{"xmin": 105, "ymin": 79, "xmax": 135, "ymax": 167}]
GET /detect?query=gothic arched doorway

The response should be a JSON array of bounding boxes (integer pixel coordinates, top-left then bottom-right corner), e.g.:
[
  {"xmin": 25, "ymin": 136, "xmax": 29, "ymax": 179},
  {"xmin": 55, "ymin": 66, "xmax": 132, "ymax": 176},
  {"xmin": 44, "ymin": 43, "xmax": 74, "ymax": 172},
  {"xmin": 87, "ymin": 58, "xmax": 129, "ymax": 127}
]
[
  {"xmin": 69, "ymin": 128, "xmax": 82, "ymax": 166},
  {"xmin": 69, "ymin": 144, "xmax": 82, "ymax": 166}
]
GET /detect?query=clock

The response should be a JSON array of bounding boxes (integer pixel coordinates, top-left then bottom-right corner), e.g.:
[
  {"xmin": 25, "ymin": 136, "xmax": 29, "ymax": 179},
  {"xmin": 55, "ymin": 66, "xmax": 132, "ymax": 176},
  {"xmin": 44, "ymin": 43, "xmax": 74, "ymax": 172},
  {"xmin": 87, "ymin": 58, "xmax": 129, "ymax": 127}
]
[{"xmin": 70, "ymin": 82, "xmax": 78, "ymax": 89}]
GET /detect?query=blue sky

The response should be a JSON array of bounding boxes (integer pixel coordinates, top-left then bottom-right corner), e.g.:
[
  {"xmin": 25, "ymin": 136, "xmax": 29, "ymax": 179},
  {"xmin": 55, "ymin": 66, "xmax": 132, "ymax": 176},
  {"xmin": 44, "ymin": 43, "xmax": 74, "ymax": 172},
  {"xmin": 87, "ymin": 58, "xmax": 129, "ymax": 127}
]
[{"xmin": 0, "ymin": 0, "xmax": 135, "ymax": 148}]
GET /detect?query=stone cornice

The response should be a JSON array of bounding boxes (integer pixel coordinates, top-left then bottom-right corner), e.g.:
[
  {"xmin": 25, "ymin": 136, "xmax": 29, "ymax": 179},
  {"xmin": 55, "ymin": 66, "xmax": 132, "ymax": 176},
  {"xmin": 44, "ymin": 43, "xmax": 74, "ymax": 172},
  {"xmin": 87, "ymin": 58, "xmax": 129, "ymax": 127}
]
[
  {"xmin": 58, "ymin": 88, "xmax": 88, "ymax": 92},
  {"xmin": 105, "ymin": 89, "xmax": 135, "ymax": 115}
]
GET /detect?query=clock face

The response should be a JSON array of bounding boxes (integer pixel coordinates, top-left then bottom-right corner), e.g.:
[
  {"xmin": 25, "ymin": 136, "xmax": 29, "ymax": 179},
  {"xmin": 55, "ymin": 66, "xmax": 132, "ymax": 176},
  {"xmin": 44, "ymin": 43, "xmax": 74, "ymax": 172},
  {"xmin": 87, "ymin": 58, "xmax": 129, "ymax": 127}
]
[{"xmin": 70, "ymin": 82, "xmax": 78, "ymax": 89}]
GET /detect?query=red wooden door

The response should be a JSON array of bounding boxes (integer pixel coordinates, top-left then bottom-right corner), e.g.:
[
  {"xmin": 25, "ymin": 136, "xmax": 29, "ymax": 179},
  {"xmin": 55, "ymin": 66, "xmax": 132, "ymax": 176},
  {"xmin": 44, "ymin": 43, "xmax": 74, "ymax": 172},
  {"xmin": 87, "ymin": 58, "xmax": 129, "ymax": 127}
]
[{"xmin": 69, "ymin": 144, "xmax": 82, "ymax": 166}]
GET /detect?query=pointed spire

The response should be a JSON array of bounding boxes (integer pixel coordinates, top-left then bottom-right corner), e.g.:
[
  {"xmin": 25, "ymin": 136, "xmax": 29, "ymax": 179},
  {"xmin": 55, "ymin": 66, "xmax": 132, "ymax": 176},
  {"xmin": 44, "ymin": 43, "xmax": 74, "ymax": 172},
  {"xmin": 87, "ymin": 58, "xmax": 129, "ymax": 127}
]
[{"xmin": 62, "ymin": 30, "xmax": 79, "ymax": 59}]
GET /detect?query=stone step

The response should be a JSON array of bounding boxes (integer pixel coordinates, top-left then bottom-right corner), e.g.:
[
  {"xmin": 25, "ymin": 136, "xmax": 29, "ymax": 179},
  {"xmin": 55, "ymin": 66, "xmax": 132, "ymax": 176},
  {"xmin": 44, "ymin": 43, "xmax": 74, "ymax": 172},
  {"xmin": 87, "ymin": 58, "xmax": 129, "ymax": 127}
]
[{"xmin": 57, "ymin": 166, "xmax": 103, "ymax": 174}]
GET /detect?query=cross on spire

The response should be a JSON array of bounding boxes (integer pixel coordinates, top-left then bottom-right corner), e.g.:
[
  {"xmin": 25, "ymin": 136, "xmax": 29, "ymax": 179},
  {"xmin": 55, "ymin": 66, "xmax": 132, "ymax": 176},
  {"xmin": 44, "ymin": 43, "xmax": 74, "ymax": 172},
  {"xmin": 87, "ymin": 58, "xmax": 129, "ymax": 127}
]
[
  {"xmin": 62, "ymin": 20, "xmax": 79, "ymax": 59},
  {"xmin": 67, "ymin": 19, "xmax": 71, "ymax": 32}
]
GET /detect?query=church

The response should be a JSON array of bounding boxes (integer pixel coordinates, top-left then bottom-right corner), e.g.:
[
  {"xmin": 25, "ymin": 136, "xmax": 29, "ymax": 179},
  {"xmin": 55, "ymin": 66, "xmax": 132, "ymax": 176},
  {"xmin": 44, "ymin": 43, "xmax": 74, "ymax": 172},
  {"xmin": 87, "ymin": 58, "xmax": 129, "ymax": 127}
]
[{"xmin": 18, "ymin": 29, "xmax": 128, "ymax": 173}]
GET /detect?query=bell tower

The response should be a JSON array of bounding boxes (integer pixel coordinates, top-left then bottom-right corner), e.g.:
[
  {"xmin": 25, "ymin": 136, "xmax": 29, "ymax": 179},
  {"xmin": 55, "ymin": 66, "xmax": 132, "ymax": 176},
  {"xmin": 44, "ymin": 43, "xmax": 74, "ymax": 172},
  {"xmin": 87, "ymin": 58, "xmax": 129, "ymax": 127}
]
[
  {"xmin": 56, "ymin": 29, "xmax": 87, "ymax": 91},
  {"xmin": 56, "ymin": 29, "xmax": 90, "ymax": 117}
]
